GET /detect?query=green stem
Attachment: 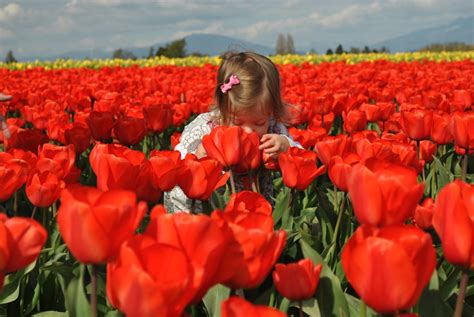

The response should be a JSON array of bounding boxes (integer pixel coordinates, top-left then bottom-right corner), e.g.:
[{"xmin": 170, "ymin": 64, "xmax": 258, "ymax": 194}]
[
  {"xmin": 332, "ymin": 192, "xmax": 346, "ymax": 247},
  {"xmin": 417, "ymin": 140, "xmax": 426, "ymax": 182},
  {"xmin": 31, "ymin": 206, "xmax": 37, "ymax": 219},
  {"xmin": 90, "ymin": 265, "xmax": 98, "ymax": 317},
  {"xmin": 13, "ymin": 191, "xmax": 18, "ymax": 216},
  {"xmin": 454, "ymin": 270, "xmax": 469, "ymax": 317},
  {"xmin": 299, "ymin": 300, "xmax": 304, "ymax": 317},
  {"xmin": 229, "ymin": 170, "xmax": 236, "ymax": 194},
  {"xmin": 359, "ymin": 300, "xmax": 367, "ymax": 317},
  {"xmin": 461, "ymin": 154, "xmax": 468, "ymax": 182},
  {"xmin": 190, "ymin": 199, "xmax": 196, "ymax": 214},
  {"xmin": 249, "ymin": 171, "xmax": 258, "ymax": 193}
]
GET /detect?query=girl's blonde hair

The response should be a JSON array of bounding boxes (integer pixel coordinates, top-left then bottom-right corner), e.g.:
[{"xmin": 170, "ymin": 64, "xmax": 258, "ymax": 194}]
[{"xmin": 214, "ymin": 51, "xmax": 288, "ymax": 125}]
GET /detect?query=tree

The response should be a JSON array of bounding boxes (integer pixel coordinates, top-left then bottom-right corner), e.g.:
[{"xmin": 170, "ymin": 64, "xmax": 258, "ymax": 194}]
[
  {"xmin": 286, "ymin": 34, "xmax": 295, "ymax": 54},
  {"xmin": 363, "ymin": 46, "xmax": 371, "ymax": 54},
  {"xmin": 155, "ymin": 38, "xmax": 187, "ymax": 58},
  {"xmin": 147, "ymin": 47, "xmax": 155, "ymax": 59},
  {"xmin": 276, "ymin": 33, "xmax": 287, "ymax": 55},
  {"xmin": 326, "ymin": 48, "xmax": 333, "ymax": 55},
  {"xmin": 335, "ymin": 44, "xmax": 344, "ymax": 55},
  {"xmin": 418, "ymin": 42, "xmax": 474, "ymax": 52},
  {"xmin": 112, "ymin": 48, "xmax": 137, "ymax": 60},
  {"xmin": 349, "ymin": 47, "xmax": 361, "ymax": 54},
  {"xmin": 4, "ymin": 50, "xmax": 17, "ymax": 63}
]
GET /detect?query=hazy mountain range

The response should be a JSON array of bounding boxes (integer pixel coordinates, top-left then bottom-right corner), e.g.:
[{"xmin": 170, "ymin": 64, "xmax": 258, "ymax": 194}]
[{"xmin": 20, "ymin": 16, "xmax": 473, "ymax": 61}]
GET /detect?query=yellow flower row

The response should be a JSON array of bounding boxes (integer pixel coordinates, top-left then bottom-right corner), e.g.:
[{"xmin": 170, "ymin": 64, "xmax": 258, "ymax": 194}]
[{"xmin": 1, "ymin": 51, "xmax": 473, "ymax": 70}]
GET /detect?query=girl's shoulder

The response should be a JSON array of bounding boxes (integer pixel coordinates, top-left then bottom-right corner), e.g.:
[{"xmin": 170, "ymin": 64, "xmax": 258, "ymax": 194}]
[
  {"xmin": 184, "ymin": 111, "xmax": 218, "ymax": 131},
  {"xmin": 269, "ymin": 118, "xmax": 289, "ymax": 136}
]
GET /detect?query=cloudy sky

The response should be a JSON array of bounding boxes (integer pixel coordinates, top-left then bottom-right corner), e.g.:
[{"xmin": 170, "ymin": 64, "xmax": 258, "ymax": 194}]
[{"xmin": 0, "ymin": 0, "xmax": 472, "ymax": 59}]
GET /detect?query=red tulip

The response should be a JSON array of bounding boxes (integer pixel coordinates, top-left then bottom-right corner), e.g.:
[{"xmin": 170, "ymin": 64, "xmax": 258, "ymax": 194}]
[
  {"xmin": 413, "ymin": 198, "xmax": 434, "ymax": 230},
  {"xmin": 107, "ymin": 235, "xmax": 191, "ymax": 317},
  {"xmin": 432, "ymin": 180, "xmax": 474, "ymax": 269},
  {"xmin": 145, "ymin": 210, "xmax": 241, "ymax": 305},
  {"xmin": 38, "ymin": 143, "xmax": 76, "ymax": 178},
  {"xmin": 360, "ymin": 103, "xmax": 383, "ymax": 122},
  {"xmin": 26, "ymin": 170, "xmax": 65, "ymax": 207},
  {"xmin": 273, "ymin": 259, "xmax": 322, "ymax": 301},
  {"xmin": 343, "ymin": 109, "xmax": 367, "ymax": 134},
  {"xmin": 89, "ymin": 143, "xmax": 146, "ymax": 191},
  {"xmin": 64, "ymin": 125, "xmax": 91, "ymax": 154},
  {"xmin": 222, "ymin": 296, "xmax": 287, "ymax": 317},
  {"xmin": 314, "ymin": 135, "xmax": 350, "ymax": 166},
  {"xmin": 309, "ymin": 91, "xmax": 334, "ymax": 115},
  {"xmin": 202, "ymin": 126, "xmax": 261, "ymax": 173},
  {"xmin": 149, "ymin": 150, "xmax": 182, "ymax": 191},
  {"xmin": 178, "ymin": 154, "xmax": 229, "ymax": 200},
  {"xmin": 86, "ymin": 111, "xmax": 115, "ymax": 142},
  {"xmin": 171, "ymin": 132, "xmax": 181, "ymax": 150},
  {"xmin": 328, "ymin": 153, "xmax": 360, "ymax": 192},
  {"xmin": 1, "ymin": 216, "xmax": 47, "ymax": 273},
  {"xmin": 450, "ymin": 111, "xmax": 474, "ymax": 151},
  {"xmin": 8, "ymin": 129, "xmax": 49, "ymax": 154},
  {"xmin": 419, "ymin": 140, "xmax": 437, "ymax": 164},
  {"xmin": 288, "ymin": 127, "xmax": 326, "ymax": 149},
  {"xmin": 225, "ymin": 191, "xmax": 272, "ymax": 216},
  {"xmin": 114, "ymin": 116, "xmax": 147, "ymax": 146},
  {"xmin": 278, "ymin": 147, "xmax": 326, "ymax": 190},
  {"xmin": 400, "ymin": 108, "xmax": 433, "ymax": 141},
  {"xmin": 57, "ymin": 185, "xmax": 146, "ymax": 264},
  {"xmin": 211, "ymin": 199, "xmax": 286, "ymax": 289},
  {"xmin": 431, "ymin": 111, "xmax": 453, "ymax": 145},
  {"xmin": 0, "ymin": 159, "xmax": 27, "ymax": 201},
  {"xmin": 143, "ymin": 103, "xmax": 174, "ymax": 133},
  {"xmin": 347, "ymin": 158, "xmax": 424, "ymax": 226},
  {"xmin": 342, "ymin": 224, "xmax": 436, "ymax": 313},
  {"xmin": 451, "ymin": 90, "xmax": 472, "ymax": 111}
]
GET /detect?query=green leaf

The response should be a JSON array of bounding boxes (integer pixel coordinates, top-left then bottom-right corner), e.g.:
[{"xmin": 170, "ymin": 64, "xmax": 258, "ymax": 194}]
[
  {"xmin": 0, "ymin": 260, "xmax": 36, "ymax": 304},
  {"xmin": 104, "ymin": 310, "xmax": 124, "ymax": 317},
  {"xmin": 300, "ymin": 239, "xmax": 350, "ymax": 317},
  {"xmin": 202, "ymin": 284, "xmax": 231, "ymax": 317},
  {"xmin": 279, "ymin": 297, "xmax": 290, "ymax": 313},
  {"xmin": 65, "ymin": 264, "xmax": 91, "ymax": 317},
  {"xmin": 301, "ymin": 298, "xmax": 322, "ymax": 317},
  {"xmin": 415, "ymin": 270, "xmax": 453, "ymax": 317},
  {"xmin": 345, "ymin": 294, "xmax": 376, "ymax": 317},
  {"xmin": 439, "ymin": 268, "xmax": 460, "ymax": 301},
  {"xmin": 273, "ymin": 187, "xmax": 291, "ymax": 228},
  {"xmin": 432, "ymin": 156, "xmax": 453, "ymax": 190},
  {"xmin": 32, "ymin": 312, "xmax": 68, "ymax": 317},
  {"xmin": 0, "ymin": 271, "xmax": 22, "ymax": 304}
]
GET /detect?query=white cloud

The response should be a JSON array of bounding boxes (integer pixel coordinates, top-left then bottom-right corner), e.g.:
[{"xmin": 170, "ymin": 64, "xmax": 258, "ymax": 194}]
[
  {"xmin": 0, "ymin": 3, "xmax": 22, "ymax": 23},
  {"xmin": 56, "ymin": 16, "xmax": 75, "ymax": 30},
  {"xmin": 0, "ymin": 26, "xmax": 13, "ymax": 39},
  {"xmin": 317, "ymin": 2, "xmax": 382, "ymax": 28},
  {"xmin": 388, "ymin": 0, "xmax": 439, "ymax": 8}
]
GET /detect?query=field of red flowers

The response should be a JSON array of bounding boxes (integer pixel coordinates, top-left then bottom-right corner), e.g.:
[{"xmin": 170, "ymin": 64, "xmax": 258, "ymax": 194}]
[{"xmin": 0, "ymin": 59, "xmax": 473, "ymax": 317}]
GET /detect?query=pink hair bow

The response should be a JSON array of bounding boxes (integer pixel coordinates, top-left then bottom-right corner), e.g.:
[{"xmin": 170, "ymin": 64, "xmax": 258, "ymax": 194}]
[{"xmin": 220, "ymin": 74, "xmax": 240, "ymax": 93}]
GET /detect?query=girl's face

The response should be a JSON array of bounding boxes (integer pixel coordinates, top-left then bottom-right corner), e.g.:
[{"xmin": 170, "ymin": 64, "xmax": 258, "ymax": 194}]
[{"xmin": 229, "ymin": 108, "xmax": 270, "ymax": 137}]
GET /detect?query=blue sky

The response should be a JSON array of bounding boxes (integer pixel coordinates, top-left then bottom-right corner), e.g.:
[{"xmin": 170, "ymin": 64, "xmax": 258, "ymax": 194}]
[{"xmin": 0, "ymin": 0, "xmax": 472, "ymax": 58}]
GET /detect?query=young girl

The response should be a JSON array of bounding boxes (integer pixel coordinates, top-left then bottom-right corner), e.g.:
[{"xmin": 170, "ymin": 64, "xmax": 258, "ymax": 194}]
[{"xmin": 164, "ymin": 51, "xmax": 302, "ymax": 212}]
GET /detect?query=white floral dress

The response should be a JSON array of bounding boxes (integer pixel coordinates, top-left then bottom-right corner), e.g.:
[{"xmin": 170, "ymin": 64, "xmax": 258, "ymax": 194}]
[{"xmin": 164, "ymin": 111, "xmax": 302, "ymax": 213}]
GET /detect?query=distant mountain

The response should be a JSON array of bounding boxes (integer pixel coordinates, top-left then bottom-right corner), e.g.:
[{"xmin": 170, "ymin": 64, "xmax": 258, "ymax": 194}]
[
  {"xmin": 19, "ymin": 33, "xmax": 275, "ymax": 61},
  {"xmin": 175, "ymin": 33, "xmax": 275, "ymax": 56},
  {"xmin": 373, "ymin": 16, "xmax": 473, "ymax": 52}
]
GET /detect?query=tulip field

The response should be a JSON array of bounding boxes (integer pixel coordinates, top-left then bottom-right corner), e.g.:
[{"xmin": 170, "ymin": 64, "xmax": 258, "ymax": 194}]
[{"xmin": 0, "ymin": 53, "xmax": 473, "ymax": 317}]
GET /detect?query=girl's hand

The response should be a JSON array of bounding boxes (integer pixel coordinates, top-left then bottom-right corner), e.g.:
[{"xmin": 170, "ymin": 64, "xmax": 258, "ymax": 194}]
[
  {"xmin": 259, "ymin": 134, "xmax": 290, "ymax": 157},
  {"xmin": 195, "ymin": 142, "xmax": 207, "ymax": 158}
]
